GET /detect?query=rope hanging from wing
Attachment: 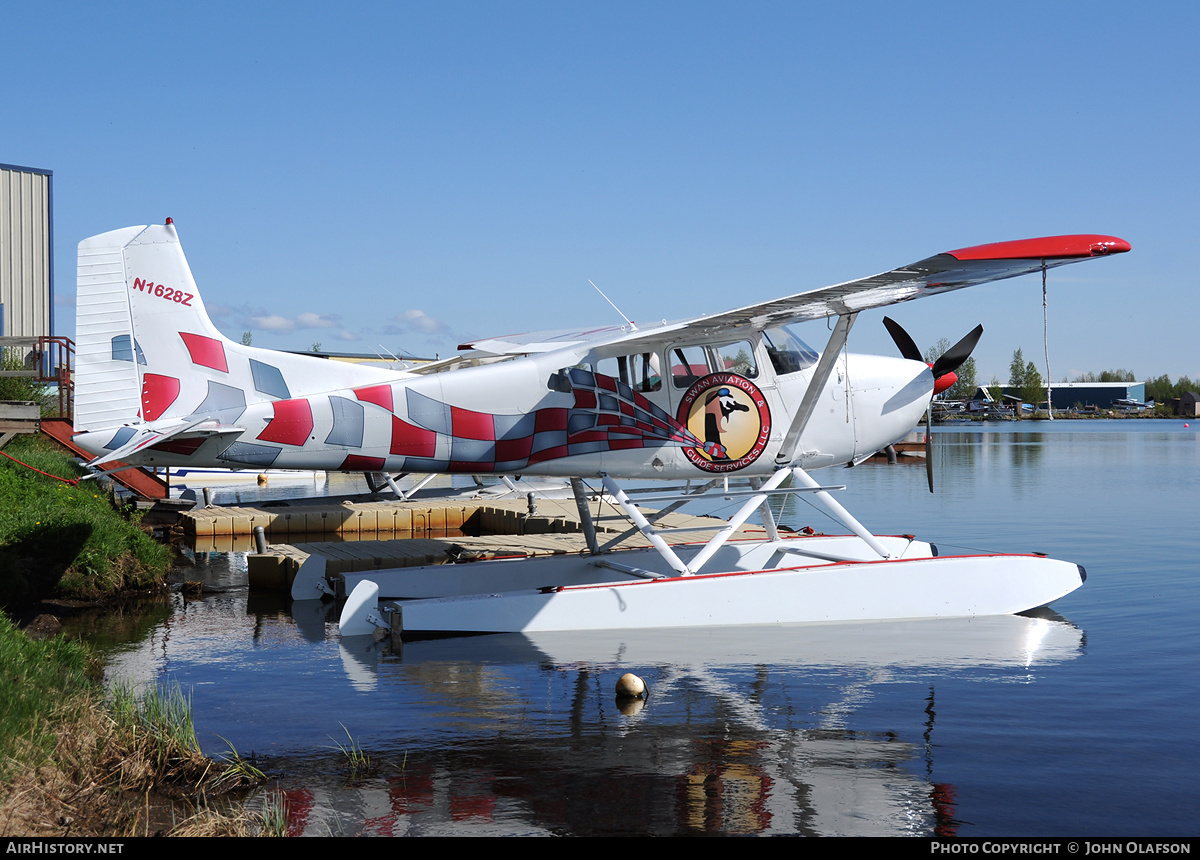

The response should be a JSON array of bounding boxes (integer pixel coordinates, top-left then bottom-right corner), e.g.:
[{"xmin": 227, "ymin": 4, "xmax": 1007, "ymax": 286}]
[{"xmin": 1042, "ymin": 260, "xmax": 1053, "ymax": 420}]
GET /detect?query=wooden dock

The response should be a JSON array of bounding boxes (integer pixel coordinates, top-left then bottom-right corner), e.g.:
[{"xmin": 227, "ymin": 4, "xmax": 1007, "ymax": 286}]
[
  {"xmin": 224, "ymin": 495, "xmax": 751, "ymax": 593},
  {"xmin": 188, "ymin": 497, "xmax": 606, "ymax": 542}
]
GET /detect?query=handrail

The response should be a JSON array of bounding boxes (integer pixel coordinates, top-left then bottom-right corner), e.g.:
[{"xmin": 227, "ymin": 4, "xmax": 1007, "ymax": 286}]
[{"xmin": 0, "ymin": 335, "xmax": 74, "ymax": 419}]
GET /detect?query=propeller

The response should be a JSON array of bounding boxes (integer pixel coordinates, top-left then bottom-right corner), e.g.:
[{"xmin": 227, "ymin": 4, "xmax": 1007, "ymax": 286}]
[{"xmin": 882, "ymin": 317, "xmax": 984, "ymax": 492}]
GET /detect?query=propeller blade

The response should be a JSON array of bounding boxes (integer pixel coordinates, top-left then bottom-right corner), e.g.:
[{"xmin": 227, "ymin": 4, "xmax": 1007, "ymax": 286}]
[
  {"xmin": 925, "ymin": 408, "xmax": 934, "ymax": 493},
  {"xmin": 930, "ymin": 324, "xmax": 984, "ymax": 379},
  {"xmin": 883, "ymin": 317, "xmax": 923, "ymax": 363},
  {"xmin": 883, "ymin": 315, "xmax": 975, "ymax": 494}
]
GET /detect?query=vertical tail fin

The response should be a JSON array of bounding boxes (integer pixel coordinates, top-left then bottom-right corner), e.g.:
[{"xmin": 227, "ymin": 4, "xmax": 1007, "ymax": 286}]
[{"xmin": 75, "ymin": 220, "xmax": 402, "ymax": 433}]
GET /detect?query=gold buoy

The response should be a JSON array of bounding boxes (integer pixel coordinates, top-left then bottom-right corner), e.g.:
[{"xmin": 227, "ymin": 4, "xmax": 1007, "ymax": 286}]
[{"xmin": 616, "ymin": 672, "xmax": 647, "ymax": 699}]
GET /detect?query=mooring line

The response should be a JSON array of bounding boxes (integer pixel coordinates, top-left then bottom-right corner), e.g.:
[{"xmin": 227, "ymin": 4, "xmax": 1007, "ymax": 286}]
[{"xmin": 0, "ymin": 450, "xmax": 81, "ymax": 485}]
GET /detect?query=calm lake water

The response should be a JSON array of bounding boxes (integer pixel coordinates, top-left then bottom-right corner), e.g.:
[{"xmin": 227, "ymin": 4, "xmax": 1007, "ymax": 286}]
[{"xmin": 93, "ymin": 420, "xmax": 1199, "ymax": 836}]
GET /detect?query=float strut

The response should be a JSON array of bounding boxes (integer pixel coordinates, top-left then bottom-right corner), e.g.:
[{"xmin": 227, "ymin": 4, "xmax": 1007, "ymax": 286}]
[
  {"xmin": 570, "ymin": 478, "xmax": 600, "ymax": 554},
  {"xmin": 601, "ymin": 474, "xmax": 691, "ymax": 575},
  {"xmin": 790, "ymin": 466, "xmax": 892, "ymax": 559}
]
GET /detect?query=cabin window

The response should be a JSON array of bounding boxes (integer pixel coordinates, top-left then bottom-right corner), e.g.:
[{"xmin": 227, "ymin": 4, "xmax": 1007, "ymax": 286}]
[
  {"xmin": 762, "ymin": 325, "xmax": 818, "ymax": 375},
  {"xmin": 714, "ymin": 341, "xmax": 757, "ymax": 379},
  {"xmin": 592, "ymin": 352, "xmax": 662, "ymax": 393},
  {"xmin": 670, "ymin": 346, "xmax": 709, "ymax": 388},
  {"xmin": 630, "ymin": 353, "xmax": 662, "ymax": 392},
  {"xmin": 670, "ymin": 340, "xmax": 758, "ymax": 388}
]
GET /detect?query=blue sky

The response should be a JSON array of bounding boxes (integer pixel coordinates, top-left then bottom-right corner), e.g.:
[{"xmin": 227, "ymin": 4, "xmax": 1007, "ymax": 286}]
[{"xmin": 5, "ymin": 2, "xmax": 1196, "ymax": 383}]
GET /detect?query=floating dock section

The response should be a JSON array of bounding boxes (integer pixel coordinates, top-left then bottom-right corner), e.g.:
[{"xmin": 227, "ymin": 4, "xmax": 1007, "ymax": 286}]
[
  {"xmin": 187, "ymin": 498, "xmax": 613, "ymax": 542},
  {"xmin": 211, "ymin": 497, "xmax": 748, "ymax": 593}
]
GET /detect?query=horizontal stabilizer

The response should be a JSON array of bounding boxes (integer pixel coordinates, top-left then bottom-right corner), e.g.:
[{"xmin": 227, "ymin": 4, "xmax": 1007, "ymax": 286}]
[{"xmin": 85, "ymin": 418, "xmax": 244, "ymax": 470}]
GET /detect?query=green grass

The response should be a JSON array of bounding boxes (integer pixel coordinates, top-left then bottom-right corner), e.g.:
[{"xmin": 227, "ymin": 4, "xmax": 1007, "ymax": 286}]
[
  {"xmin": 214, "ymin": 735, "xmax": 267, "ymax": 789},
  {"xmin": 0, "ymin": 434, "xmax": 172, "ymax": 608},
  {"xmin": 109, "ymin": 681, "xmax": 202, "ymax": 772},
  {"xmin": 329, "ymin": 724, "xmax": 372, "ymax": 776},
  {"xmin": 255, "ymin": 791, "xmax": 289, "ymax": 837},
  {"xmin": 0, "ymin": 612, "xmax": 92, "ymax": 778}
]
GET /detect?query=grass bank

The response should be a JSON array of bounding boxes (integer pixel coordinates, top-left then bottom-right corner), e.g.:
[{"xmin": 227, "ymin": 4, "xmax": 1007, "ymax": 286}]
[
  {"xmin": 0, "ymin": 613, "xmax": 277, "ymax": 836},
  {"xmin": 0, "ymin": 434, "xmax": 173, "ymax": 611},
  {"xmin": 0, "ymin": 435, "xmax": 276, "ymax": 835}
]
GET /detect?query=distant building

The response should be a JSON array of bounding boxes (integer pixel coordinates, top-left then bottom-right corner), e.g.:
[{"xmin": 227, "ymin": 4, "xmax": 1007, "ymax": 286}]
[
  {"xmin": 0, "ymin": 163, "xmax": 53, "ymax": 337},
  {"xmin": 1006, "ymin": 381, "xmax": 1147, "ymax": 410},
  {"xmin": 1180, "ymin": 392, "xmax": 1200, "ymax": 418}
]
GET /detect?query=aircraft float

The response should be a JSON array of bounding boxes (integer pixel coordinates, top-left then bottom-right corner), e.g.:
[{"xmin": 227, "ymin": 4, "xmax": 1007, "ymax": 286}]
[{"xmin": 72, "ymin": 222, "xmax": 1129, "ymax": 637}]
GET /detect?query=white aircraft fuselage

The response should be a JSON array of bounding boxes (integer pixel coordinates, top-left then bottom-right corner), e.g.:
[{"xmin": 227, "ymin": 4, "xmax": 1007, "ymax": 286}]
[
  {"xmin": 70, "ymin": 222, "xmax": 1127, "ymax": 486},
  {"xmin": 74, "ymin": 337, "xmax": 930, "ymax": 480}
]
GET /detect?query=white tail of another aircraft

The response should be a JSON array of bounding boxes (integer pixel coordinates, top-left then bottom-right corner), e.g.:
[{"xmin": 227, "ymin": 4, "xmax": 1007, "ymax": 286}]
[{"xmin": 74, "ymin": 221, "xmax": 402, "ymax": 434}]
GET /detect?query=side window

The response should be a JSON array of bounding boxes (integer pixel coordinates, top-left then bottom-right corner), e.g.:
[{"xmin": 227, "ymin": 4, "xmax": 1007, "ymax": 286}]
[
  {"xmin": 592, "ymin": 356, "xmax": 623, "ymax": 383},
  {"xmin": 630, "ymin": 352, "xmax": 662, "ymax": 392},
  {"xmin": 593, "ymin": 353, "xmax": 663, "ymax": 393},
  {"xmin": 671, "ymin": 346, "xmax": 709, "ymax": 388},
  {"xmin": 670, "ymin": 341, "xmax": 758, "ymax": 388},
  {"xmin": 713, "ymin": 340, "xmax": 757, "ymax": 379}
]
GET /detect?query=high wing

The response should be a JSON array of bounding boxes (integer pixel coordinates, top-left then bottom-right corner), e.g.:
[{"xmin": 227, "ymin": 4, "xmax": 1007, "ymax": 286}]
[
  {"xmin": 672, "ymin": 234, "xmax": 1130, "ymax": 329},
  {"xmin": 458, "ymin": 235, "xmax": 1130, "ymax": 357}
]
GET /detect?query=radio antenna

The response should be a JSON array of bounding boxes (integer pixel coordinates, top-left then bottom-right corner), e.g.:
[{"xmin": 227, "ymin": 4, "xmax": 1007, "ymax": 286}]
[{"xmin": 589, "ymin": 279, "xmax": 637, "ymax": 331}]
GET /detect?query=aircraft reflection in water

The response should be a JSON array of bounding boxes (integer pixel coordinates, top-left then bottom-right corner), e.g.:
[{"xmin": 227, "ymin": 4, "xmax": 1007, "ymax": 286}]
[
  {"xmin": 289, "ymin": 610, "xmax": 1081, "ymax": 836},
  {"xmin": 100, "ymin": 585, "xmax": 1080, "ymax": 835}
]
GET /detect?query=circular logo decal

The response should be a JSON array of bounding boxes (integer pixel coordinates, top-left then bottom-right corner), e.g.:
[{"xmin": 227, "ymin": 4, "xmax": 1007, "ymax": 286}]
[{"xmin": 676, "ymin": 373, "xmax": 771, "ymax": 472}]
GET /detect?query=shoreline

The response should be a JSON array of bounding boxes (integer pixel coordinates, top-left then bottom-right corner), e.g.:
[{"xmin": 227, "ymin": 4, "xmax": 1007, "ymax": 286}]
[{"xmin": 0, "ymin": 434, "xmax": 270, "ymax": 837}]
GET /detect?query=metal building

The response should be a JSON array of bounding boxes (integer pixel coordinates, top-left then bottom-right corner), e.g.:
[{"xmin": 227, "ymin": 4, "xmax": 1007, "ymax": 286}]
[
  {"xmin": 0, "ymin": 163, "xmax": 53, "ymax": 337},
  {"xmin": 1042, "ymin": 381, "xmax": 1147, "ymax": 409}
]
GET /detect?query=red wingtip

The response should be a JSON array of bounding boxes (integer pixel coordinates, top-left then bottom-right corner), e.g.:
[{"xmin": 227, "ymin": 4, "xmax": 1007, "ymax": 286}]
[{"xmin": 947, "ymin": 234, "xmax": 1130, "ymax": 261}]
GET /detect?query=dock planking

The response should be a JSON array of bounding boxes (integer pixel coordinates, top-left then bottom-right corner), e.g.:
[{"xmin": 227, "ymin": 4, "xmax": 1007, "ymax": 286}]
[
  {"xmin": 229, "ymin": 496, "xmax": 743, "ymax": 592},
  {"xmin": 188, "ymin": 498, "xmax": 586, "ymax": 540}
]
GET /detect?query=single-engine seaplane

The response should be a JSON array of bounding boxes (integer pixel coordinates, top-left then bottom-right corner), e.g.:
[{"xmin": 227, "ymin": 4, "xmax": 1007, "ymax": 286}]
[{"xmin": 72, "ymin": 222, "xmax": 1129, "ymax": 638}]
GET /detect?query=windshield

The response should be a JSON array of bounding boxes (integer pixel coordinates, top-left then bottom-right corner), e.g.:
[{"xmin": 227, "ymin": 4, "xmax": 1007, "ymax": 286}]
[{"xmin": 762, "ymin": 325, "xmax": 819, "ymax": 375}]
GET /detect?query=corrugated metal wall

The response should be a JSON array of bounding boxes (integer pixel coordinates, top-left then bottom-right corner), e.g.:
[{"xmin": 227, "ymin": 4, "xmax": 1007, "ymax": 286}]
[{"xmin": 0, "ymin": 164, "xmax": 53, "ymax": 337}]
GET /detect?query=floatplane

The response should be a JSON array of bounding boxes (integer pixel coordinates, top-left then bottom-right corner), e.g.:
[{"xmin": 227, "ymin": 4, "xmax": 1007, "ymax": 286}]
[{"xmin": 72, "ymin": 222, "xmax": 1129, "ymax": 637}]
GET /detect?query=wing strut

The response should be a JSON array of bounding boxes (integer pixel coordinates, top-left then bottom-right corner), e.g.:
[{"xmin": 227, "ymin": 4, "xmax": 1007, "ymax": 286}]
[{"xmin": 775, "ymin": 312, "xmax": 856, "ymax": 467}]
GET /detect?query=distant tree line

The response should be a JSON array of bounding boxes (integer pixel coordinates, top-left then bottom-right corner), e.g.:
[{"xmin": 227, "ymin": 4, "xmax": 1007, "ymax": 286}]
[
  {"xmin": 1072, "ymin": 369, "xmax": 1135, "ymax": 383},
  {"xmin": 931, "ymin": 343, "xmax": 1199, "ymax": 412},
  {"xmin": 1008, "ymin": 348, "xmax": 1043, "ymax": 405},
  {"xmin": 1140, "ymin": 375, "xmax": 1196, "ymax": 403},
  {"xmin": 1065, "ymin": 369, "xmax": 1195, "ymax": 403}
]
